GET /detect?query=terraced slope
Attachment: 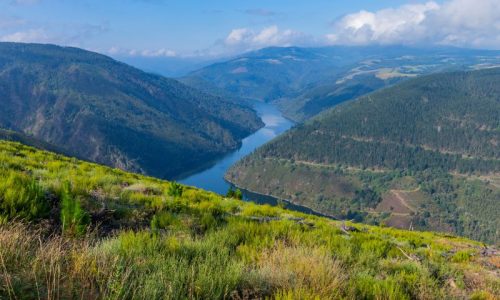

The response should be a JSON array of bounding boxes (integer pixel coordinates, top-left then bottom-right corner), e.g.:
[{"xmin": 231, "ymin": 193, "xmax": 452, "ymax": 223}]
[{"xmin": 227, "ymin": 68, "xmax": 500, "ymax": 244}]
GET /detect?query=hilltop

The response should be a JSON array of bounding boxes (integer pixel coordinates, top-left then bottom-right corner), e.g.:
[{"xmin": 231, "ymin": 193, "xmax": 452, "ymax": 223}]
[
  {"xmin": 183, "ymin": 45, "xmax": 500, "ymax": 121},
  {"xmin": 227, "ymin": 68, "xmax": 500, "ymax": 244},
  {"xmin": 0, "ymin": 42, "xmax": 262, "ymax": 179},
  {"xmin": 0, "ymin": 140, "xmax": 498, "ymax": 299}
]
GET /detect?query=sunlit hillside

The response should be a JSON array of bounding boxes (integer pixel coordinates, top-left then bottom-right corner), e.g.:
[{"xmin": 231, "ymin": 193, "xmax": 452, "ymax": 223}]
[{"xmin": 0, "ymin": 140, "xmax": 498, "ymax": 299}]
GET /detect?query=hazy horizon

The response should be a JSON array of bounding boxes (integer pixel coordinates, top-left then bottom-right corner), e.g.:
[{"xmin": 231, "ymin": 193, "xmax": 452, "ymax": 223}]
[{"xmin": 1, "ymin": 0, "xmax": 499, "ymax": 61}]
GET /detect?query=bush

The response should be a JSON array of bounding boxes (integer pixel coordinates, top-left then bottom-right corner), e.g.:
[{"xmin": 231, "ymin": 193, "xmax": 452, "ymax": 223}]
[
  {"xmin": 150, "ymin": 211, "xmax": 180, "ymax": 232},
  {"xmin": 167, "ymin": 181, "xmax": 183, "ymax": 197},
  {"xmin": 0, "ymin": 171, "xmax": 49, "ymax": 222},
  {"xmin": 226, "ymin": 186, "xmax": 243, "ymax": 199},
  {"xmin": 60, "ymin": 182, "xmax": 90, "ymax": 236}
]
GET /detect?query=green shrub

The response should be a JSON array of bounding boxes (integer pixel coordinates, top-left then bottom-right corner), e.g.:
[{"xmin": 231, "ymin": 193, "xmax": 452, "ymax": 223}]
[
  {"xmin": 226, "ymin": 186, "xmax": 243, "ymax": 199},
  {"xmin": 150, "ymin": 211, "xmax": 180, "ymax": 232},
  {"xmin": 351, "ymin": 273, "xmax": 409, "ymax": 300},
  {"xmin": 451, "ymin": 250, "xmax": 474, "ymax": 263},
  {"xmin": 60, "ymin": 181, "xmax": 90, "ymax": 236},
  {"xmin": 167, "ymin": 181, "xmax": 183, "ymax": 197},
  {"xmin": 0, "ymin": 171, "xmax": 48, "ymax": 222}
]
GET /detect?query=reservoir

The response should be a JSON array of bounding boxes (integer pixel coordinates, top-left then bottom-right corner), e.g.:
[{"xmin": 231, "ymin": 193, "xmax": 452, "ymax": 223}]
[
  {"xmin": 179, "ymin": 101, "xmax": 293, "ymax": 195},
  {"xmin": 178, "ymin": 101, "xmax": 334, "ymax": 217}
]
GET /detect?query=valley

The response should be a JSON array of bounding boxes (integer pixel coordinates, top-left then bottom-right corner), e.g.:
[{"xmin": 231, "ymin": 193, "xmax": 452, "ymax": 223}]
[
  {"xmin": 178, "ymin": 101, "xmax": 293, "ymax": 195},
  {"xmin": 1, "ymin": 1, "xmax": 500, "ymax": 298},
  {"xmin": 184, "ymin": 46, "xmax": 500, "ymax": 122},
  {"xmin": 0, "ymin": 42, "xmax": 263, "ymax": 180}
]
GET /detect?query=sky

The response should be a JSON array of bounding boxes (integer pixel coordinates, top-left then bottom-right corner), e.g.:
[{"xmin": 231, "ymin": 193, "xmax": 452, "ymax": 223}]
[{"xmin": 1, "ymin": 0, "xmax": 500, "ymax": 59}]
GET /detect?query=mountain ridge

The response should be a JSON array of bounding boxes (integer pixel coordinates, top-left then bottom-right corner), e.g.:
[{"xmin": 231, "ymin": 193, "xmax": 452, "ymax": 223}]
[
  {"xmin": 183, "ymin": 45, "xmax": 500, "ymax": 121},
  {"xmin": 0, "ymin": 42, "xmax": 263, "ymax": 178}
]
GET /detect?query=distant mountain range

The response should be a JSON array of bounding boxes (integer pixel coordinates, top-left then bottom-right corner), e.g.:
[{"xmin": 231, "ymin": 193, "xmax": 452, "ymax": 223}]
[
  {"xmin": 0, "ymin": 42, "xmax": 263, "ymax": 179},
  {"xmin": 226, "ymin": 68, "xmax": 500, "ymax": 244},
  {"xmin": 183, "ymin": 45, "xmax": 500, "ymax": 121}
]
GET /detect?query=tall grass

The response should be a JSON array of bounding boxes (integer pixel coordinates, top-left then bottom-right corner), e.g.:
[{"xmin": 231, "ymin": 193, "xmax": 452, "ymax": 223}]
[
  {"xmin": 0, "ymin": 171, "xmax": 48, "ymax": 222},
  {"xmin": 0, "ymin": 141, "xmax": 499, "ymax": 299}
]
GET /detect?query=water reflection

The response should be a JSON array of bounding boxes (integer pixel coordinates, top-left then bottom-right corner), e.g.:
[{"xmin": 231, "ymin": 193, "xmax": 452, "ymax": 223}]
[{"xmin": 179, "ymin": 101, "xmax": 293, "ymax": 195}]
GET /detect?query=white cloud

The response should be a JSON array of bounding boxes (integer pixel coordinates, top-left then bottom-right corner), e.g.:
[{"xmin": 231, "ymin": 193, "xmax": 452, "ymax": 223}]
[
  {"xmin": 0, "ymin": 23, "xmax": 108, "ymax": 48},
  {"xmin": 139, "ymin": 48, "xmax": 176, "ymax": 57},
  {"xmin": 327, "ymin": 0, "xmax": 500, "ymax": 49},
  {"xmin": 0, "ymin": 28, "xmax": 50, "ymax": 43},
  {"xmin": 107, "ymin": 46, "xmax": 177, "ymax": 57},
  {"xmin": 225, "ymin": 28, "xmax": 252, "ymax": 46},
  {"xmin": 223, "ymin": 25, "xmax": 311, "ymax": 51}
]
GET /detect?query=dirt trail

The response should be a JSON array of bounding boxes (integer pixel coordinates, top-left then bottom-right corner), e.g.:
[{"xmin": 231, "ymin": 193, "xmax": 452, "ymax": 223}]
[{"xmin": 390, "ymin": 188, "xmax": 419, "ymax": 213}]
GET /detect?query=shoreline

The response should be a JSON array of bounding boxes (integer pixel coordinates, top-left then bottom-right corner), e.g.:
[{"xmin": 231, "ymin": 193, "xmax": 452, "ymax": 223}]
[{"xmin": 226, "ymin": 177, "xmax": 338, "ymax": 220}]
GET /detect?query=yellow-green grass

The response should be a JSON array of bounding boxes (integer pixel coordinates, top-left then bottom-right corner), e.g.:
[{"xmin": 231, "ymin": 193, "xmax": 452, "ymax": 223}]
[{"xmin": 0, "ymin": 140, "xmax": 499, "ymax": 299}]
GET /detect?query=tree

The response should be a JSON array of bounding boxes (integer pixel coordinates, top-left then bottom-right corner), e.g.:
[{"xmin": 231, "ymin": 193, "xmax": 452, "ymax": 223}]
[{"xmin": 226, "ymin": 186, "xmax": 243, "ymax": 199}]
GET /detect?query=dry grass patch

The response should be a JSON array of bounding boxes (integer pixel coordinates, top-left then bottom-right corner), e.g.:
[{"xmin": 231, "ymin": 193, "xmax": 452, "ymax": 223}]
[{"xmin": 254, "ymin": 244, "xmax": 345, "ymax": 299}]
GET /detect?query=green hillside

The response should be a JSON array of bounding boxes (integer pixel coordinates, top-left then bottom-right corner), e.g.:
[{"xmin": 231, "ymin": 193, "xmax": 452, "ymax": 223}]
[
  {"xmin": 227, "ymin": 68, "xmax": 500, "ymax": 244},
  {"xmin": 276, "ymin": 47, "xmax": 500, "ymax": 122},
  {"xmin": 183, "ymin": 45, "xmax": 500, "ymax": 120},
  {"xmin": 0, "ymin": 42, "xmax": 262, "ymax": 179},
  {"xmin": 0, "ymin": 140, "xmax": 498, "ymax": 299}
]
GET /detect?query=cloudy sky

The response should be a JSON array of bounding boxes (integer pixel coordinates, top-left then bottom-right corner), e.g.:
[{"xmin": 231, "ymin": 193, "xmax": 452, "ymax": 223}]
[{"xmin": 1, "ymin": 0, "xmax": 499, "ymax": 58}]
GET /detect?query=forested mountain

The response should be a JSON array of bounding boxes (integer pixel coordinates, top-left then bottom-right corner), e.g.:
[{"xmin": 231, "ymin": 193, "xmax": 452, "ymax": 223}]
[
  {"xmin": 227, "ymin": 68, "xmax": 500, "ymax": 244},
  {"xmin": 0, "ymin": 128, "xmax": 71, "ymax": 156},
  {"xmin": 183, "ymin": 45, "xmax": 500, "ymax": 121},
  {"xmin": 0, "ymin": 42, "xmax": 262, "ymax": 179},
  {"xmin": 182, "ymin": 46, "xmax": 339, "ymax": 101},
  {"xmin": 1, "ymin": 140, "xmax": 499, "ymax": 299}
]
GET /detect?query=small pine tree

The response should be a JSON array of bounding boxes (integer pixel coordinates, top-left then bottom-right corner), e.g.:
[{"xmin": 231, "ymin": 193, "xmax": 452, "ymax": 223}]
[
  {"xmin": 167, "ymin": 181, "xmax": 183, "ymax": 197},
  {"xmin": 226, "ymin": 186, "xmax": 243, "ymax": 199},
  {"xmin": 234, "ymin": 188, "xmax": 243, "ymax": 200},
  {"xmin": 60, "ymin": 181, "xmax": 90, "ymax": 236}
]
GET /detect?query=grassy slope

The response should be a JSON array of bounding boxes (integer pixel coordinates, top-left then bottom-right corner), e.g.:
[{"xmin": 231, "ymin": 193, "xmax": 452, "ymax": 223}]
[
  {"xmin": 0, "ymin": 140, "xmax": 499, "ymax": 299},
  {"xmin": 0, "ymin": 42, "xmax": 263, "ymax": 179},
  {"xmin": 0, "ymin": 128, "xmax": 71, "ymax": 156},
  {"xmin": 227, "ymin": 68, "xmax": 500, "ymax": 244}
]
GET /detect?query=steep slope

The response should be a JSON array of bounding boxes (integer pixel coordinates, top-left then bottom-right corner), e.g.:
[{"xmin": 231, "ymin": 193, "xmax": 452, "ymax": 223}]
[
  {"xmin": 183, "ymin": 45, "xmax": 500, "ymax": 120},
  {"xmin": 0, "ymin": 128, "xmax": 71, "ymax": 156},
  {"xmin": 0, "ymin": 140, "xmax": 498, "ymax": 299},
  {"xmin": 227, "ymin": 68, "xmax": 500, "ymax": 244},
  {"xmin": 0, "ymin": 42, "xmax": 263, "ymax": 178}
]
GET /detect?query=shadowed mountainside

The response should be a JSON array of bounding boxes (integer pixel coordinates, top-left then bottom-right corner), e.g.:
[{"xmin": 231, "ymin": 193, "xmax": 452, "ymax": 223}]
[{"xmin": 0, "ymin": 42, "xmax": 263, "ymax": 178}]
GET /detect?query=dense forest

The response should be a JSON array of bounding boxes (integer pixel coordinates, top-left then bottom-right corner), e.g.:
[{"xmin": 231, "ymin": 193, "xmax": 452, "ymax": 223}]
[
  {"xmin": 0, "ymin": 42, "xmax": 262, "ymax": 179},
  {"xmin": 0, "ymin": 140, "xmax": 498, "ymax": 299},
  {"xmin": 227, "ymin": 68, "xmax": 500, "ymax": 244}
]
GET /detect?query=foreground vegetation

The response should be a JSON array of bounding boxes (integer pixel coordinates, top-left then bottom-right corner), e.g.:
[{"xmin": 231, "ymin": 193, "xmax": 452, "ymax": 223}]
[{"xmin": 0, "ymin": 140, "xmax": 499, "ymax": 299}]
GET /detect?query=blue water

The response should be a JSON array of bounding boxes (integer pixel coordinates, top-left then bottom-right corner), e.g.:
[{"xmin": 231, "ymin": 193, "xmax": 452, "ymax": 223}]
[
  {"xmin": 178, "ymin": 102, "xmax": 335, "ymax": 218},
  {"xmin": 179, "ymin": 101, "xmax": 294, "ymax": 195}
]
